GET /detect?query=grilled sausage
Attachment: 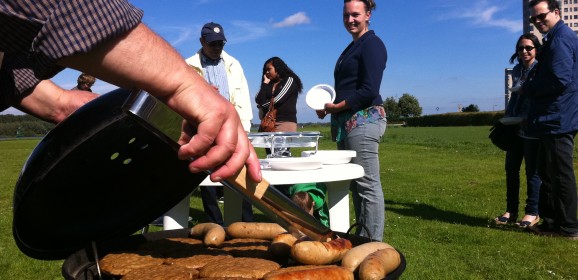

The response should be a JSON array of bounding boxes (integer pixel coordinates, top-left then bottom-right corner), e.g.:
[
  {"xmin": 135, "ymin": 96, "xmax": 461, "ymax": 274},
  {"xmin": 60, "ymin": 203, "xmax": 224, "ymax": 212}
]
[
  {"xmin": 190, "ymin": 222, "xmax": 226, "ymax": 247},
  {"xmin": 358, "ymin": 248, "xmax": 401, "ymax": 280},
  {"xmin": 291, "ymin": 238, "xmax": 352, "ymax": 265},
  {"xmin": 269, "ymin": 232, "xmax": 298, "ymax": 258},
  {"xmin": 341, "ymin": 241, "xmax": 395, "ymax": 272},
  {"xmin": 225, "ymin": 222, "xmax": 286, "ymax": 240},
  {"xmin": 263, "ymin": 265, "xmax": 354, "ymax": 280}
]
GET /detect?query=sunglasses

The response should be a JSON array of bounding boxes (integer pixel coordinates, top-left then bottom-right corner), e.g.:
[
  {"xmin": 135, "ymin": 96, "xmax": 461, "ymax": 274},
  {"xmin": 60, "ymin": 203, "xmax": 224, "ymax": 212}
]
[
  {"xmin": 517, "ymin": 45, "xmax": 536, "ymax": 52},
  {"xmin": 207, "ymin": 40, "xmax": 226, "ymax": 47},
  {"xmin": 529, "ymin": 11, "xmax": 551, "ymax": 23}
]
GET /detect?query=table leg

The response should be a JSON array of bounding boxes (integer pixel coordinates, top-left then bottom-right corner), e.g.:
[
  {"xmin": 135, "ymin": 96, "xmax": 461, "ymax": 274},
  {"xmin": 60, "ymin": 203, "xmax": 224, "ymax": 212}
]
[
  {"xmin": 163, "ymin": 192, "xmax": 191, "ymax": 230},
  {"xmin": 325, "ymin": 180, "xmax": 351, "ymax": 232},
  {"xmin": 223, "ymin": 186, "xmax": 243, "ymax": 226}
]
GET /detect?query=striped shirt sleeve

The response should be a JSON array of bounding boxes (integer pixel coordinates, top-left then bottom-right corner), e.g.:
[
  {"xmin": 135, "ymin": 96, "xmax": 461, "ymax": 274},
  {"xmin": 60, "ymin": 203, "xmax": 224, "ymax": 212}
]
[
  {"xmin": 0, "ymin": 0, "xmax": 143, "ymax": 109},
  {"xmin": 261, "ymin": 77, "xmax": 294, "ymax": 108}
]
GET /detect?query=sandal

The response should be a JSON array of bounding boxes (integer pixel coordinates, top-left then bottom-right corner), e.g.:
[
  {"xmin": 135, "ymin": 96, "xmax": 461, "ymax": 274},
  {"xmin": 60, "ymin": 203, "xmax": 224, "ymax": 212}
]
[
  {"xmin": 494, "ymin": 213, "xmax": 516, "ymax": 225},
  {"xmin": 516, "ymin": 215, "xmax": 540, "ymax": 228}
]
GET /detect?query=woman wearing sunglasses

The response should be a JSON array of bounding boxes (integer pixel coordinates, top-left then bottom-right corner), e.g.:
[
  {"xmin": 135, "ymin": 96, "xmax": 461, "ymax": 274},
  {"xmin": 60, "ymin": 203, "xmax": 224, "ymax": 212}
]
[{"xmin": 495, "ymin": 33, "xmax": 542, "ymax": 229}]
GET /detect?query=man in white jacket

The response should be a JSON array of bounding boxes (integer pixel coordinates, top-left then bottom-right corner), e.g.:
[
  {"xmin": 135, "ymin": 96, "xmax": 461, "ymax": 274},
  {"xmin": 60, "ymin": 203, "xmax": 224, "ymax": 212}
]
[
  {"xmin": 185, "ymin": 22, "xmax": 254, "ymax": 224},
  {"xmin": 185, "ymin": 22, "xmax": 253, "ymax": 132}
]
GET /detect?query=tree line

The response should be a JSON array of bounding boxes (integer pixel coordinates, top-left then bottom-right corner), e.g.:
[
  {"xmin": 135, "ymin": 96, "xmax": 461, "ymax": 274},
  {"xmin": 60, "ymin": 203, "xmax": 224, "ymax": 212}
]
[
  {"xmin": 0, "ymin": 114, "xmax": 54, "ymax": 138},
  {"xmin": 0, "ymin": 95, "xmax": 482, "ymax": 137},
  {"xmin": 383, "ymin": 93, "xmax": 481, "ymax": 122}
]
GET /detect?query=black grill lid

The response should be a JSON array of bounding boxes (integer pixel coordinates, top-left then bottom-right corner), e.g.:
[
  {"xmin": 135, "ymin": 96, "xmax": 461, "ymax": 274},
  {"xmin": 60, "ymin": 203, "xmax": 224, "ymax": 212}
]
[{"xmin": 12, "ymin": 88, "xmax": 206, "ymax": 260}]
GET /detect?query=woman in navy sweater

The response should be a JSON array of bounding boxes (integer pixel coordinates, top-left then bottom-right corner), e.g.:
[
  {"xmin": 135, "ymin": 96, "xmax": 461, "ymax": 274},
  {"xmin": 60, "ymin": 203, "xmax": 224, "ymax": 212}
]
[{"xmin": 316, "ymin": 0, "xmax": 387, "ymax": 241}]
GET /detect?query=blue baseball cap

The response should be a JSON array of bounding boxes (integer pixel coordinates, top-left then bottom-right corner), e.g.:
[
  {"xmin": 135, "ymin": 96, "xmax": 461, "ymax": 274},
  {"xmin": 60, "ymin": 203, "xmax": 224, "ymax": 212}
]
[{"xmin": 201, "ymin": 22, "xmax": 226, "ymax": 43}]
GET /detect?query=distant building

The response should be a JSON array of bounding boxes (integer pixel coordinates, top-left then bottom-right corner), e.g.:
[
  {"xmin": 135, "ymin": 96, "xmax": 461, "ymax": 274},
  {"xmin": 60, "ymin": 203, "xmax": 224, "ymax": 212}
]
[{"xmin": 505, "ymin": 68, "xmax": 513, "ymax": 110}]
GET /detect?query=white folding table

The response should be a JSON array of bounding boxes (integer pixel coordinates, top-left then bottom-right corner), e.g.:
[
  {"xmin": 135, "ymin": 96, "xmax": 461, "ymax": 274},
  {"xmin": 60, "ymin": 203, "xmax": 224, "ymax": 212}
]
[{"xmin": 163, "ymin": 163, "xmax": 364, "ymax": 232}]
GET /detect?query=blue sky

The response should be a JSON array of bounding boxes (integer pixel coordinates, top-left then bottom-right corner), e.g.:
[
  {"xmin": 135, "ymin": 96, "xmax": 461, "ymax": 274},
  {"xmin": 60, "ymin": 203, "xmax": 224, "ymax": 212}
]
[{"xmin": 1, "ymin": 0, "xmax": 524, "ymax": 123}]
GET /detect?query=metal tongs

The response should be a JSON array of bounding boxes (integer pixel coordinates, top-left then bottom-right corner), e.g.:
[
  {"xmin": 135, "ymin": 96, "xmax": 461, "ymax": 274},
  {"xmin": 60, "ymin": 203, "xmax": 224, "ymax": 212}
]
[{"xmin": 121, "ymin": 90, "xmax": 335, "ymax": 242}]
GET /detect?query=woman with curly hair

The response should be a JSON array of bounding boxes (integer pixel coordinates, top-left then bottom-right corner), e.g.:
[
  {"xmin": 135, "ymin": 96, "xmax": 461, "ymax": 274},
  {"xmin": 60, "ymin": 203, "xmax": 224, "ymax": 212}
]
[{"xmin": 255, "ymin": 56, "xmax": 303, "ymax": 136}]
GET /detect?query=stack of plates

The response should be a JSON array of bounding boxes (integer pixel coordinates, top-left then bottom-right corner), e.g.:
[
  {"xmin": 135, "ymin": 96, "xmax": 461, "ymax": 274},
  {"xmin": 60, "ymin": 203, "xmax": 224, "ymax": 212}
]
[
  {"xmin": 258, "ymin": 149, "xmax": 355, "ymax": 171},
  {"xmin": 301, "ymin": 150, "xmax": 356, "ymax": 165},
  {"xmin": 260, "ymin": 157, "xmax": 323, "ymax": 171}
]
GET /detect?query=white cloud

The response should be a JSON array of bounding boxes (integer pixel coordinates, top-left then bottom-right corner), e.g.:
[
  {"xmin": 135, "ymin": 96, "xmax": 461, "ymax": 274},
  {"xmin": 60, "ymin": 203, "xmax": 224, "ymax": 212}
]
[
  {"xmin": 227, "ymin": 20, "xmax": 270, "ymax": 43},
  {"xmin": 167, "ymin": 27, "xmax": 195, "ymax": 46},
  {"xmin": 154, "ymin": 26, "xmax": 196, "ymax": 47},
  {"xmin": 461, "ymin": 3, "xmax": 521, "ymax": 33},
  {"xmin": 438, "ymin": 0, "xmax": 522, "ymax": 33},
  {"xmin": 273, "ymin": 12, "xmax": 311, "ymax": 28}
]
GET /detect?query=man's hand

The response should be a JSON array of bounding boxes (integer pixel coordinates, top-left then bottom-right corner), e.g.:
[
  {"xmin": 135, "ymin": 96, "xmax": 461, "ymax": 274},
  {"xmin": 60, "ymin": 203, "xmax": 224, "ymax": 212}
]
[
  {"xmin": 175, "ymin": 89, "xmax": 260, "ymax": 182},
  {"xmin": 58, "ymin": 23, "xmax": 262, "ymax": 183}
]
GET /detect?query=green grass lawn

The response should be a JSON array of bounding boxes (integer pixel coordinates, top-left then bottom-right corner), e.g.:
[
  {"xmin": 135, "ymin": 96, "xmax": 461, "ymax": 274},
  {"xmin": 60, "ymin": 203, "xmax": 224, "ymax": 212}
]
[{"xmin": 1, "ymin": 126, "xmax": 577, "ymax": 279}]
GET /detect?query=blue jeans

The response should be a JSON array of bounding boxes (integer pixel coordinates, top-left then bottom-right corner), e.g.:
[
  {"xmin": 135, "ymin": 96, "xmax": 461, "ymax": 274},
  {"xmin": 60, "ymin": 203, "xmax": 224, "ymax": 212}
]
[
  {"xmin": 504, "ymin": 136, "xmax": 541, "ymax": 216},
  {"xmin": 537, "ymin": 133, "xmax": 578, "ymax": 235},
  {"xmin": 337, "ymin": 118, "xmax": 387, "ymax": 241},
  {"xmin": 505, "ymin": 136, "xmax": 524, "ymax": 215},
  {"xmin": 522, "ymin": 138, "xmax": 541, "ymax": 215},
  {"xmin": 200, "ymin": 186, "xmax": 253, "ymax": 225}
]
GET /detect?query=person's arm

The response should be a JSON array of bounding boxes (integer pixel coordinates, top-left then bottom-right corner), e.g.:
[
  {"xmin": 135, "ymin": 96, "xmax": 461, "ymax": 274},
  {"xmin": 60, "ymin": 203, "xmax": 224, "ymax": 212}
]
[
  {"xmin": 235, "ymin": 65, "xmax": 253, "ymax": 133},
  {"xmin": 525, "ymin": 37, "xmax": 571, "ymax": 98},
  {"xmin": 13, "ymin": 80, "xmax": 98, "ymax": 123},
  {"xmin": 344, "ymin": 37, "xmax": 387, "ymax": 112},
  {"xmin": 58, "ymin": 23, "xmax": 261, "ymax": 182},
  {"xmin": 324, "ymin": 100, "xmax": 350, "ymax": 114},
  {"xmin": 255, "ymin": 82, "xmax": 271, "ymax": 108}
]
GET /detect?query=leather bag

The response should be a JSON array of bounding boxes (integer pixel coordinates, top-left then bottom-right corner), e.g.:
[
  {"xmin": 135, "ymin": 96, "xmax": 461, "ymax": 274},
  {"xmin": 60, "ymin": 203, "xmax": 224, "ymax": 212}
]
[
  {"xmin": 488, "ymin": 121, "xmax": 518, "ymax": 151},
  {"xmin": 258, "ymin": 97, "xmax": 277, "ymax": 132}
]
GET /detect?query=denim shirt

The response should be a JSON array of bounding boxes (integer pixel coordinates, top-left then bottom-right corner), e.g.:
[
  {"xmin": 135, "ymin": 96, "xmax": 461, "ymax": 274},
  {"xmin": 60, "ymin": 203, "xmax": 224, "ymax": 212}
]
[{"xmin": 507, "ymin": 61, "xmax": 537, "ymax": 138}]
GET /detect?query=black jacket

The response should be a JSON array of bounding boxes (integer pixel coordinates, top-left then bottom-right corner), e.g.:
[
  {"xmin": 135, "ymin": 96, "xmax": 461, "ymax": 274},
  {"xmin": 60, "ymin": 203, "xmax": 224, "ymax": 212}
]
[{"xmin": 255, "ymin": 76, "xmax": 298, "ymax": 123}]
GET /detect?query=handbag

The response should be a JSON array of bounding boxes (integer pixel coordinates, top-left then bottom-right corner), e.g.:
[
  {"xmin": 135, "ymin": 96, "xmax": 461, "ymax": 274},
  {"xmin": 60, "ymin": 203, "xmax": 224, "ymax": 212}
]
[
  {"xmin": 258, "ymin": 97, "xmax": 277, "ymax": 132},
  {"xmin": 488, "ymin": 121, "xmax": 519, "ymax": 151}
]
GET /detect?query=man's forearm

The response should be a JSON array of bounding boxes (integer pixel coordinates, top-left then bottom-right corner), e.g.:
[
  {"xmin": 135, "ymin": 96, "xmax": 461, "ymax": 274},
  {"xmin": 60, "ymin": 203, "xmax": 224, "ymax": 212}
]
[
  {"xmin": 58, "ymin": 23, "xmax": 261, "ymax": 182},
  {"xmin": 57, "ymin": 24, "xmax": 199, "ymax": 103},
  {"xmin": 15, "ymin": 80, "xmax": 98, "ymax": 123}
]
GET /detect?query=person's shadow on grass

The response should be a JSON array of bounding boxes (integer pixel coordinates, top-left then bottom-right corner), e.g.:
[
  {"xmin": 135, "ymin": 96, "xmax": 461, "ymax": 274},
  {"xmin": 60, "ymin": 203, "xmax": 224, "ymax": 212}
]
[{"xmin": 384, "ymin": 200, "xmax": 489, "ymax": 228}]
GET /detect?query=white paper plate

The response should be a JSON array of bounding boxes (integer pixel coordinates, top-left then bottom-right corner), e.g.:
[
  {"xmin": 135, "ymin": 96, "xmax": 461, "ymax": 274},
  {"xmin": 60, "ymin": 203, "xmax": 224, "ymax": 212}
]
[
  {"xmin": 260, "ymin": 157, "xmax": 323, "ymax": 171},
  {"xmin": 301, "ymin": 150, "xmax": 356, "ymax": 165},
  {"xmin": 306, "ymin": 84, "xmax": 336, "ymax": 110},
  {"xmin": 499, "ymin": 117, "xmax": 523, "ymax": 125}
]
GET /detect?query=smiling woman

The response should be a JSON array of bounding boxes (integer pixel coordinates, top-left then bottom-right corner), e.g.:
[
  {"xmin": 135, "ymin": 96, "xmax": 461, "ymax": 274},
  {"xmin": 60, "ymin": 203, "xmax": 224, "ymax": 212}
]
[{"xmin": 311, "ymin": 0, "xmax": 388, "ymax": 242}]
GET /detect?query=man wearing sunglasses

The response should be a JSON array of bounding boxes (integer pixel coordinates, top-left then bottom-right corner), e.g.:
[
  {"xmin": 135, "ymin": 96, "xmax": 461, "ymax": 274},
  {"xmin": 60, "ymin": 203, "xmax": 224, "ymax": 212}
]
[
  {"xmin": 523, "ymin": 0, "xmax": 578, "ymax": 240},
  {"xmin": 185, "ymin": 22, "xmax": 254, "ymax": 225}
]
